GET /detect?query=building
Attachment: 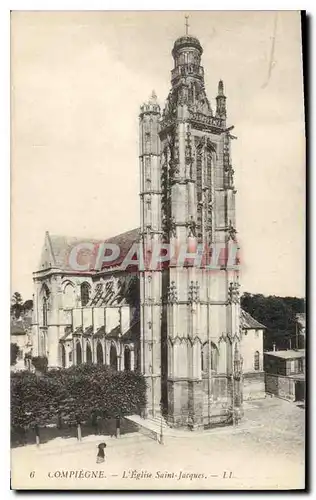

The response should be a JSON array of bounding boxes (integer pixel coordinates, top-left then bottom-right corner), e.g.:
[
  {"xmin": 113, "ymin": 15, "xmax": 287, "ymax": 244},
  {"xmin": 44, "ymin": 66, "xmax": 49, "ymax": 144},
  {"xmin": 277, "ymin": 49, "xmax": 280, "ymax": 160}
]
[
  {"xmin": 31, "ymin": 27, "xmax": 264, "ymax": 428},
  {"xmin": 264, "ymin": 349, "xmax": 305, "ymax": 402},
  {"xmin": 240, "ymin": 309, "xmax": 266, "ymax": 400},
  {"xmin": 10, "ymin": 312, "xmax": 33, "ymax": 371}
]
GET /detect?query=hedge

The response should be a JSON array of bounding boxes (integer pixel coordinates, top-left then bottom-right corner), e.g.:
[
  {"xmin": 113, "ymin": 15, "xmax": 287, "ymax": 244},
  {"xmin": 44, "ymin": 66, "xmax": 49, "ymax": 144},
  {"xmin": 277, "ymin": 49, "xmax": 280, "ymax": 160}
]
[{"xmin": 11, "ymin": 365, "xmax": 147, "ymax": 431}]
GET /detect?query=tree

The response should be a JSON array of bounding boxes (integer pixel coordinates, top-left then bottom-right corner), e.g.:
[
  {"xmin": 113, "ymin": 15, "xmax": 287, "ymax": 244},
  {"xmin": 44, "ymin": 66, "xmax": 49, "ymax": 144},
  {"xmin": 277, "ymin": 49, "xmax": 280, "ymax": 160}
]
[
  {"xmin": 241, "ymin": 293, "xmax": 305, "ymax": 350},
  {"xmin": 11, "ymin": 365, "xmax": 147, "ymax": 435},
  {"xmin": 11, "ymin": 343, "xmax": 20, "ymax": 366},
  {"xmin": 23, "ymin": 300, "xmax": 33, "ymax": 312},
  {"xmin": 11, "ymin": 292, "xmax": 23, "ymax": 319},
  {"xmin": 31, "ymin": 356, "xmax": 48, "ymax": 373}
]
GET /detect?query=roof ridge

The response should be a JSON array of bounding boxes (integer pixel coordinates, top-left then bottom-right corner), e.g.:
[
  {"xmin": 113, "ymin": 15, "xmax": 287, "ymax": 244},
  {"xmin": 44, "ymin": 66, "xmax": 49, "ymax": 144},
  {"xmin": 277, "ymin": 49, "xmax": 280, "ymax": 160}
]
[
  {"xmin": 241, "ymin": 308, "xmax": 266, "ymax": 329},
  {"xmin": 48, "ymin": 227, "xmax": 140, "ymax": 243}
]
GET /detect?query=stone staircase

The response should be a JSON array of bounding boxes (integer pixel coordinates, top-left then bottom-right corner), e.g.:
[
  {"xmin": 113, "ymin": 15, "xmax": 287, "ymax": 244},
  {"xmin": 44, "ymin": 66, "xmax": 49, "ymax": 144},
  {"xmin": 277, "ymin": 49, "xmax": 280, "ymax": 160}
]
[
  {"xmin": 125, "ymin": 413, "xmax": 171, "ymax": 442},
  {"xmin": 146, "ymin": 414, "xmax": 170, "ymax": 431}
]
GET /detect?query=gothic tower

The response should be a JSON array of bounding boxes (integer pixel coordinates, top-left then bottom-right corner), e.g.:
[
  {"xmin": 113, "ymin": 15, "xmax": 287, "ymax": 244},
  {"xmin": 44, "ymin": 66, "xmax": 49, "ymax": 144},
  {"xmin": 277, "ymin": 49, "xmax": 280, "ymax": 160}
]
[
  {"xmin": 139, "ymin": 27, "xmax": 242, "ymax": 428},
  {"xmin": 159, "ymin": 30, "xmax": 242, "ymax": 428}
]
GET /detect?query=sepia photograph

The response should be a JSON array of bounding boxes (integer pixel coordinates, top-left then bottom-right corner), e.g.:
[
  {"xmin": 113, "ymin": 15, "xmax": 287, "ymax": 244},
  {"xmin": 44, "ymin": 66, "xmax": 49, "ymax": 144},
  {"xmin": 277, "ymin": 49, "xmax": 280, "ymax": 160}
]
[{"xmin": 10, "ymin": 10, "xmax": 306, "ymax": 490}]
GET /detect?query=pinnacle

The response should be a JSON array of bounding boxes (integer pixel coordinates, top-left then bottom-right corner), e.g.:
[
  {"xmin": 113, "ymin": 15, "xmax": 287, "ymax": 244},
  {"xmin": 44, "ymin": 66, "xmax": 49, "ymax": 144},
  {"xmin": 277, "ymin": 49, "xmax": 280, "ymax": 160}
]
[{"xmin": 150, "ymin": 90, "xmax": 157, "ymax": 102}]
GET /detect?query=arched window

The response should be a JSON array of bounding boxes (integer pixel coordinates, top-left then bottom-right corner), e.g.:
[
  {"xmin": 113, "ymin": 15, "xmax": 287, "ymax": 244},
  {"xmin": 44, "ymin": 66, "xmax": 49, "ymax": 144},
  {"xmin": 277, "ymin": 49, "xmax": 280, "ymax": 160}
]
[
  {"xmin": 96, "ymin": 342, "xmax": 103, "ymax": 364},
  {"xmin": 76, "ymin": 341, "xmax": 82, "ymax": 365},
  {"xmin": 145, "ymin": 132, "xmax": 151, "ymax": 154},
  {"xmin": 40, "ymin": 330, "xmax": 47, "ymax": 356},
  {"xmin": 60, "ymin": 344, "xmax": 66, "ymax": 368},
  {"xmin": 201, "ymin": 343, "xmax": 209, "ymax": 374},
  {"xmin": 254, "ymin": 351, "xmax": 260, "ymax": 371},
  {"xmin": 211, "ymin": 342, "xmax": 219, "ymax": 373},
  {"xmin": 63, "ymin": 283, "xmax": 76, "ymax": 309},
  {"xmin": 43, "ymin": 297, "xmax": 48, "ymax": 326},
  {"xmin": 41, "ymin": 284, "xmax": 50, "ymax": 327},
  {"xmin": 110, "ymin": 344, "xmax": 117, "ymax": 371},
  {"xmin": 124, "ymin": 347, "xmax": 131, "ymax": 371},
  {"xmin": 188, "ymin": 85, "xmax": 194, "ymax": 103},
  {"xmin": 86, "ymin": 342, "xmax": 92, "ymax": 364},
  {"xmin": 80, "ymin": 282, "xmax": 90, "ymax": 307}
]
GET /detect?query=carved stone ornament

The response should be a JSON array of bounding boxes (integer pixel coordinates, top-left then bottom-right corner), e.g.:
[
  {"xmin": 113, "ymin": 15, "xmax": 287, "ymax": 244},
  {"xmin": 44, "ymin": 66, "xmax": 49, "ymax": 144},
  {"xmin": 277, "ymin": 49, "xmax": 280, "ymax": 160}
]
[
  {"xmin": 228, "ymin": 281, "xmax": 240, "ymax": 304},
  {"xmin": 169, "ymin": 216, "xmax": 177, "ymax": 238},
  {"xmin": 167, "ymin": 281, "xmax": 178, "ymax": 303},
  {"xmin": 188, "ymin": 281, "xmax": 200, "ymax": 303},
  {"xmin": 228, "ymin": 220, "xmax": 237, "ymax": 241},
  {"xmin": 188, "ymin": 216, "xmax": 197, "ymax": 237}
]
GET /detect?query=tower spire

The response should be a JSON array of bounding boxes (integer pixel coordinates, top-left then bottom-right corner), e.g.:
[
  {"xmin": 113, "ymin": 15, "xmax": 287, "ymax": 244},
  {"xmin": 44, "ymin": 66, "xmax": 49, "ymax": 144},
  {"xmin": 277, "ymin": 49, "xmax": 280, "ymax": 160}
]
[{"xmin": 185, "ymin": 15, "xmax": 189, "ymax": 35}]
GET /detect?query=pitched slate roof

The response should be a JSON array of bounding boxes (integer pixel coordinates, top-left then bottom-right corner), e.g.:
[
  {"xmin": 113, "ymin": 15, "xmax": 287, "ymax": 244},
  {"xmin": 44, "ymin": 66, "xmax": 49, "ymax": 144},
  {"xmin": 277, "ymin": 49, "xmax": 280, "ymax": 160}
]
[
  {"xmin": 60, "ymin": 326, "xmax": 73, "ymax": 341},
  {"xmin": 98, "ymin": 227, "xmax": 140, "ymax": 271},
  {"xmin": 240, "ymin": 309, "xmax": 266, "ymax": 330},
  {"xmin": 264, "ymin": 349, "xmax": 305, "ymax": 359},
  {"xmin": 122, "ymin": 320, "xmax": 140, "ymax": 341},
  {"xmin": 38, "ymin": 232, "xmax": 103, "ymax": 272},
  {"xmin": 93, "ymin": 326, "xmax": 106, "ymax": 338},
  {"xmin": 38, "ymin": 228, "xmax": 140, "ymax": 273},
  {"xmin": 59, "ymin": 321, "xmax": 140, "ymax": 341}
]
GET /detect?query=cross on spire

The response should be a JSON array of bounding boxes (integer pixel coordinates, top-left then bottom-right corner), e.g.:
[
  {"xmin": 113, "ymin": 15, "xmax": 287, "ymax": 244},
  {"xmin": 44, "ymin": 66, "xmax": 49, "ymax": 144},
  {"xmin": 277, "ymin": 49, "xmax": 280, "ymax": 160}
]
[{"xmin": 185, "ymin": 15, "xmax": 189, "ymax": 35}]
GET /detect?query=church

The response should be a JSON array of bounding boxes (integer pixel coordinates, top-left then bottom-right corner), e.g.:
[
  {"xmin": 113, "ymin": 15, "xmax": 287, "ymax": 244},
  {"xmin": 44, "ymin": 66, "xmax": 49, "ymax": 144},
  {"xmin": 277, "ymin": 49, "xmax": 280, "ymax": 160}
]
[{"xmin": 31, "ymin": 27, "xmax": 265, "ymax": 429}]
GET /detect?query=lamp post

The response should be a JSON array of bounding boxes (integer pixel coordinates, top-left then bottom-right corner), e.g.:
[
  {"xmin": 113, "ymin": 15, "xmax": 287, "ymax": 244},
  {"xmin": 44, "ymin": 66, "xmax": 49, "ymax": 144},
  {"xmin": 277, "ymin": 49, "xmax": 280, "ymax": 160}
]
[{"xmin": 231, "ymin": 372, "xmax": 235, "ymax": 426}]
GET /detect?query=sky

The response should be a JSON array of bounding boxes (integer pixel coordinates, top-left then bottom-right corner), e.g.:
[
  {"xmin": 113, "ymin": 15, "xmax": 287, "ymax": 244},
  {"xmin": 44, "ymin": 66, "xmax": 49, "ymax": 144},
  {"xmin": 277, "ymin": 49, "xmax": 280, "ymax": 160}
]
[{"xmin": 11, "ymin": 11, "xmax": 305, "ymax": 299}]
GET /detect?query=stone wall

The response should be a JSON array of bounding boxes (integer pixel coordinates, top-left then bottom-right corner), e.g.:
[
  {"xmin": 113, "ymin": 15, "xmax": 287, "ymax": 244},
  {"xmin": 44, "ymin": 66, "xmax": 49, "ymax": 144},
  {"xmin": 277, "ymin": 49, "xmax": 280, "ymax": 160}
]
[
  {"xmin": 265, "ymin": 373, "xmax": 295, "ymax": 401},
  {"xmin": 243, "ymin": 372, "xmax": 265, "ymax": 400},
  {"xmin": 167, "ymin": 379, "xmax": 204, "ymax": 428}
]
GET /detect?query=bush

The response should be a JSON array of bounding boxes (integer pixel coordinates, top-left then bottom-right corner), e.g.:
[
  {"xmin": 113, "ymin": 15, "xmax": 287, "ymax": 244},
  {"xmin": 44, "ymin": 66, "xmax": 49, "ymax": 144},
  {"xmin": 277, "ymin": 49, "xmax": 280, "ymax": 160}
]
[{"xmin": 11, "ymin": 365, "xmax": 147, "ymax": 432}]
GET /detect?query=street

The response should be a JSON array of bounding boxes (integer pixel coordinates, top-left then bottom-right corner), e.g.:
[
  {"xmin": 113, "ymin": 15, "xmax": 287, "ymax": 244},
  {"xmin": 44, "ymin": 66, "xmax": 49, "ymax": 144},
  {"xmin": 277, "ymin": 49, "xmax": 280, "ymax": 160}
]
[{"xmin": 11, "ymin": 397, "xmax": 305, "ymax": 490}]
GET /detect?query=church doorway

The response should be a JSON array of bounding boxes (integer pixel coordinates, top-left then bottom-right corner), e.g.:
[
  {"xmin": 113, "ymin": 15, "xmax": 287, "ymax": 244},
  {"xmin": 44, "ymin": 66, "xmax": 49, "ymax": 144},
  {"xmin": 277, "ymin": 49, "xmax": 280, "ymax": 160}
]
[
  {"xmin": 96, "ymin": 342, "xmax": 103, "ymax": 364},
  {"xmin": 124, "ymin": 347, "xmax": 131, "ymax": 371},
  {"xmin": 86, "ymin": 342, "xmax": 92, "ymax": 364},
  {"xmin": 110, "ymin": 344, "xmax": 117, "ymax": 371},
  {"xmin": 76, "ymin": 341, "xmax": 82, "ymax": 365}
]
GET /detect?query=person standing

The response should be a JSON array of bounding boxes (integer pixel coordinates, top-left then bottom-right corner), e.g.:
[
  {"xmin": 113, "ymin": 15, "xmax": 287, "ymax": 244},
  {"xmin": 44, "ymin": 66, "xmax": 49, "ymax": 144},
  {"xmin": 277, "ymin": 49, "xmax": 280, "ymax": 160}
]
[{"xmin": 96, "ymin": 442, "xmax": 106, "ymax": 464}]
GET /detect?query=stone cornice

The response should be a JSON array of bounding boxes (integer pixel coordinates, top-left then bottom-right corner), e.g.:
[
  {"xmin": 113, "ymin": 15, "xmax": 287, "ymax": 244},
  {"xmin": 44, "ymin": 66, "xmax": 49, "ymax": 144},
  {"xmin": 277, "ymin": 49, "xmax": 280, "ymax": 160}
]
[
  {"xmin": 139, "ymin": 191, "xmax": 162, "ymax": 196},
  {"xmin": 139, "ymin": 153, "xmax": 160, "ymax": 158},
  {"xmin": 33, "ymin": 269, "xmax": 94, "ymax": 280}
]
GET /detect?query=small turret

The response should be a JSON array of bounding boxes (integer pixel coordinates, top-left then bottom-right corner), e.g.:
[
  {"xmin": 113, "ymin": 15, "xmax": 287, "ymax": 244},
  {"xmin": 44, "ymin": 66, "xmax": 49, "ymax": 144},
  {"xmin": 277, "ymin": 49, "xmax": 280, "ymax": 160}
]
[
  {"xmin": 216, "ymin": 79, "xmax": 227, "ymax": 119},
  {"xmin": 218, "ymin": 79, "xmax": 224, "ymax": 96},
  {"xmin": 139, "ymin": 90, "xmax": 161, "ymax": 157},
  {"xmin": 140, "ymin": 90, "xmax": 160, "ymax": 117}
]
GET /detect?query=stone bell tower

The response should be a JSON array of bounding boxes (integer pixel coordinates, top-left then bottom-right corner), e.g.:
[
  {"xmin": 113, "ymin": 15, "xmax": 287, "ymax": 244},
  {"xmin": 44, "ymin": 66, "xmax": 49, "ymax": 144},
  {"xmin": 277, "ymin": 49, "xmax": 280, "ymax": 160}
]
[{"xmin": 158, "ymin": 26, "xmax": 242, "ymax": 428}]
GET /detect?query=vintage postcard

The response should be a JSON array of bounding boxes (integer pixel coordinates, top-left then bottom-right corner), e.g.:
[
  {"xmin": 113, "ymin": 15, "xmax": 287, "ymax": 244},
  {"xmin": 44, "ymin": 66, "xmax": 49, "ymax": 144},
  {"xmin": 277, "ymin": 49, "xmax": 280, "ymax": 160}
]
[{"xmin": 10, "ymin": 10, "xmax": 306, "ymax": 490}]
